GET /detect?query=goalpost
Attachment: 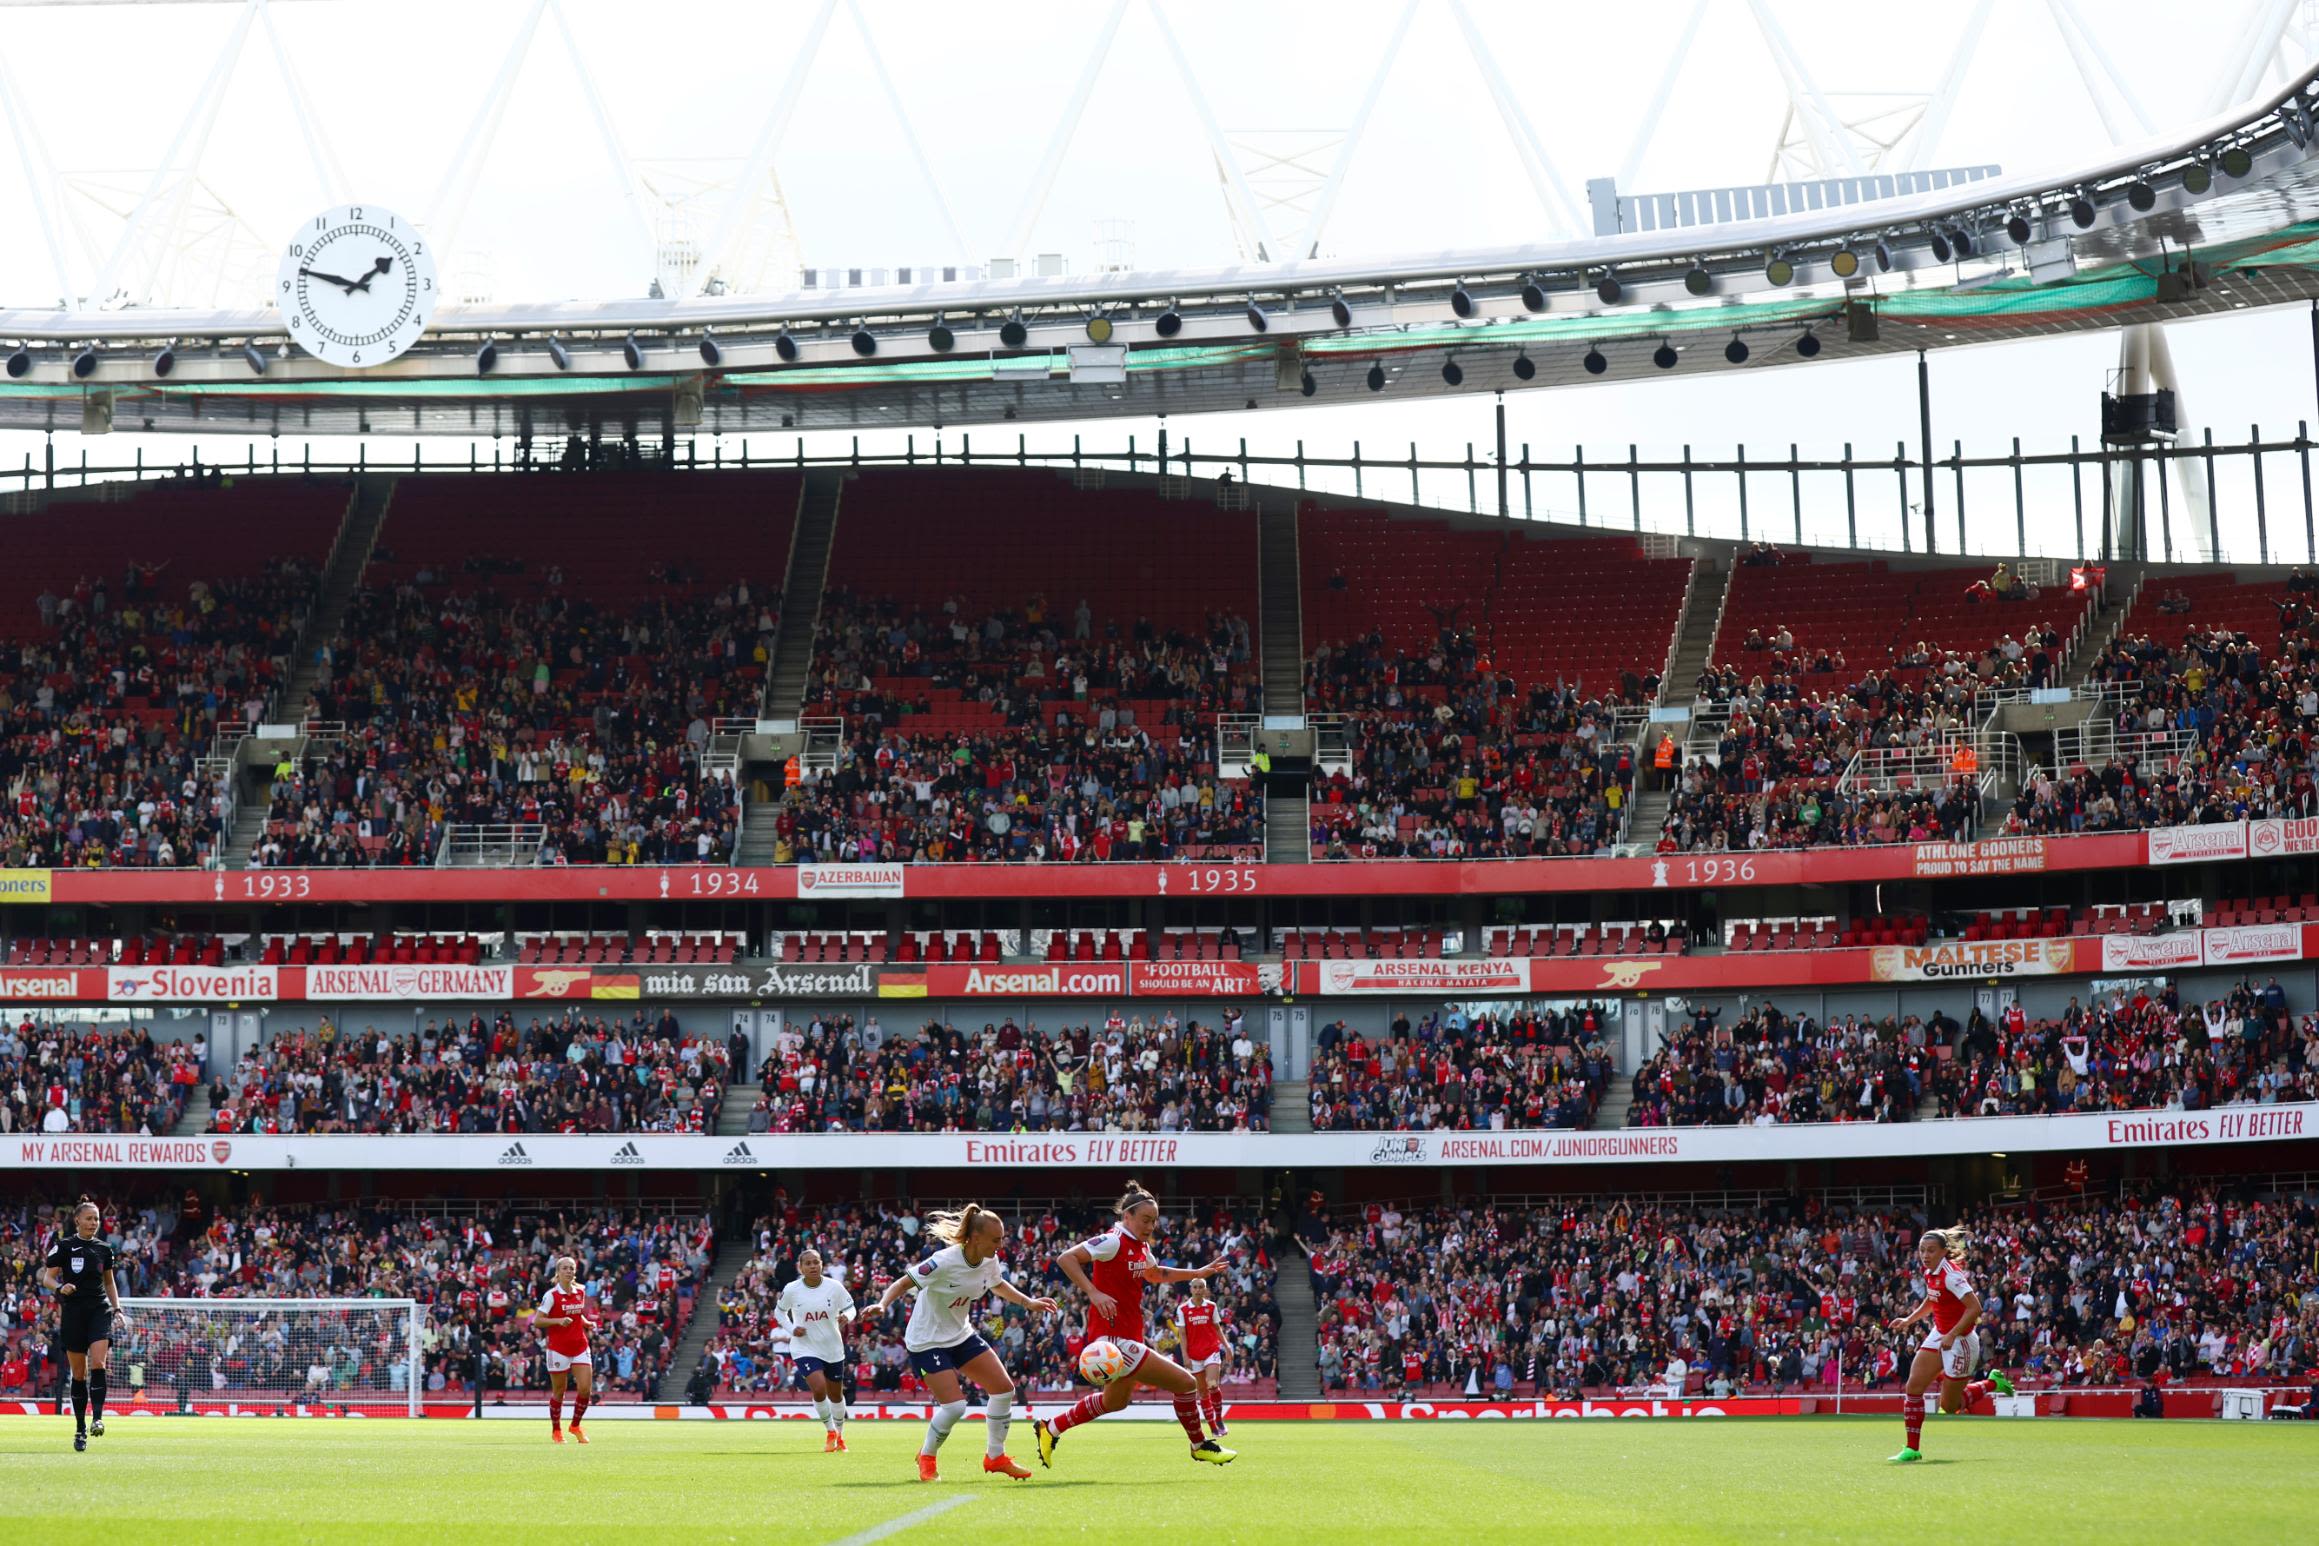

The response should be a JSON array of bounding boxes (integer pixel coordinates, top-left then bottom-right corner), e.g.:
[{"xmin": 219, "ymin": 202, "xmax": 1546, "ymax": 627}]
[{"xmin": 114, "ymin": 1298, "xmax": 424, "ymax": 1418}]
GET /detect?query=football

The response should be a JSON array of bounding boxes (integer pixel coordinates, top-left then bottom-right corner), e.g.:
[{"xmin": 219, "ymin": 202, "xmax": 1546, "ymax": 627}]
[{"xmin": 1077, "ymin": 1338, "xmax": 1128, "ymax": 1386}]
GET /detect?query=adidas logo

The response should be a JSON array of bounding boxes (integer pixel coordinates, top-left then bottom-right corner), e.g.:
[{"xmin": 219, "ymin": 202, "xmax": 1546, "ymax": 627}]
[
  {"xmin": 722, "ymin": 1141, "xmax": 755, "ymax": 1165},
  {"xmin": 498, "ymin": 1142, "xmax": 533, "ymax": 1166},
  {"xmin": 610, "ymin": 1141, "xmax": 645, "ymax": 1166}
]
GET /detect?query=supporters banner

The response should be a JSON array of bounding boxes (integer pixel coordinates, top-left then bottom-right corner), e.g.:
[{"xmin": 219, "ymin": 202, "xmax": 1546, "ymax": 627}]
[
  {"xmin": 0, "ymin": 868, "xmax": 50, "ymax": 903},
  {"xmin": 10, "ymin": 1102, "xmax": 2311, "ymax": 1170},
  {"xmin": 2246, "ymin": 816, "xmax": 2319, "ymax": 858},
  {"xmin": 2147, "ymin": 821, "xmax": 2249, "ymax": 865},
  {"xmin": 2201, "ymin": 922, "xmax": 2305, "ymax": 966},
  {"xmin": 638, "ymin": 963, "xmax": 878, "ymax": 999},
  {"xmin": 1311, "ymin": 959, "xmax": 1532, "ymax": 995},
  {"xmin": 2098, "ymin": 933, "xmax": 2204, "ymax": 973},
  {"xmin": 299, "ymin": 965, "xmax": 515, "ymax": 1000},
  {"xmin": 1868, "ymin": 939, "xmax": 2074, "ymax": 982},
  {"xmin": 1126, "ymin": 961, "xmax": 1277, "ymax": 996},
  {"xmin": 105, "ymin": 964, "xmax": 280, "ymax": 1002},
  {"xmin": 796, "ymin": 863, "xmax": 906, "ymax": 899},
  {"xmin": 0, "ymin": 967, "xmax": 106, "ymax": 1000},
  {"xmin": 1909, "ymin": 837, "xmax": 2048, "ymax": 878}
]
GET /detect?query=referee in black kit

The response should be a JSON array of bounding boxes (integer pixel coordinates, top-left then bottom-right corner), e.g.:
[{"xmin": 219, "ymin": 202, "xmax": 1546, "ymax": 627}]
[{"xmin": 41, "ymin": 1200, "xmax": 131, "ymax": 1452}]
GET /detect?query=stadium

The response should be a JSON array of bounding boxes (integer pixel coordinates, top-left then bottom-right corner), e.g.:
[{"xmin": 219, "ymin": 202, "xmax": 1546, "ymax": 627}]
[{"xmin": 2, "ymin": 1, "xmax": 2319, "ymax": 1540}]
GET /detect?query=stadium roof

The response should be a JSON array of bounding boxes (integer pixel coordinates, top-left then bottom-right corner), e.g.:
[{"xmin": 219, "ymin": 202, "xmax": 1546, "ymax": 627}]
[{"xmin": 5, "ymin": 62, "xmax": 2319, "ymax": 438}]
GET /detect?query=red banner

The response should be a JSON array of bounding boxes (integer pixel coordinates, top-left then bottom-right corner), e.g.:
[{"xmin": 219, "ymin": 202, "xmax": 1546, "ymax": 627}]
[
  {"xmin": 0, "ymin": 967, "xmax": 105, "ymax": 999},
  {"xmin": 6, "ymin": 830, "xmax": 2167, "ymax": 906},
  {"xmin": 1126, "ymin": 960, "xmax": 1274, "ymax": 995}
]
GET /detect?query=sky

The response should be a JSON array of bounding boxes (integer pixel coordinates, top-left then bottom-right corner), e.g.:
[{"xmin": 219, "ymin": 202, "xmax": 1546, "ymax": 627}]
[{"xmin": 1, "ymin": 0, "xmax": 2317, "ymax": 560}]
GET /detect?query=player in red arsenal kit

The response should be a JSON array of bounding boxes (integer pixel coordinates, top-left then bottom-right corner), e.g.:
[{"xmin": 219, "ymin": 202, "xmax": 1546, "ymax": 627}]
[
  {"xmin": 1886, "ymin": 1229, "xmax": 2013, "ymax": 1461},
  {"xmin": 1174, "ymin": 1277, "xmax": 1231, "ymax": 1438},
  {"xmin": 535, "ymin": 1255, "xmax": 596, "ymax": 1444},
  {"xmin": 1034, "ymin": 1182, "xmax": 1236, "ymax": 1468}
]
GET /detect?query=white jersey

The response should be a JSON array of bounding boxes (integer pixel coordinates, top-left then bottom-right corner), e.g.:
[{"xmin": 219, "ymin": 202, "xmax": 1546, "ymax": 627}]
[
  {"xmin": 776, "ymin": 1275, "xmax": 856, "ymax": 1363},
  {"xmin": 901, "ymin": 1243, "xmax": 1006, "ymax": 1352}
]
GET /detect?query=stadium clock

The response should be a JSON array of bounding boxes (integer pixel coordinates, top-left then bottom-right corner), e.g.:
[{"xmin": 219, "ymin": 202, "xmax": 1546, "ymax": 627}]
[{"xmin": 275, "ymin": 205, "xmax": 437, "ymax": 368}]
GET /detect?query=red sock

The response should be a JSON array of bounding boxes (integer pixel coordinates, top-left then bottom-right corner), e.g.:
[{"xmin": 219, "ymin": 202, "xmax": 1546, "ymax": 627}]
[
  {"xmin": 1171, "ymin": 1391, "xmax": 1205, "ymax": 1444},
  {"xmin": 549, "ymin": 1390, "xmax": 564, "ymax": 1429},
  {"xmin": 1048, "ymin": 1391, "xmax": 1109, "ymax": 1436},
  {"xmin": 1903, "ymin": 1394, "xmax": 1925, "ymax": 1450},
  {"xmin": 1201, "ymin": 1388, "xmax": 1224, "ymax": 1427},
  {"xmin": 571, "ymin": 1389, "xmax": 590, "ymax": 1425},
  {"xmin": 1962, "ymin": 1379, "xmax": 1992, "ymax": 1407}
]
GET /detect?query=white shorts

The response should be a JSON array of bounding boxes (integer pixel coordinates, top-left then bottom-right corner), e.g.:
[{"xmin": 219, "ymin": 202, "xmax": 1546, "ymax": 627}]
[
  {"xmin": 1920, "ymin": 1328, "xmax": 1978, "ymax": 1380},
  {"xmin": 1109, "ymin": 1338, "xmax": 1151, "ymax": 1379},
  {"xmin": 545, "ymin": 1348, "xmax": 593, "ymax": 1374},
  {"xmin": 1184, "ymin": 1351, "xmax": 1223, "ymax": 1374}
]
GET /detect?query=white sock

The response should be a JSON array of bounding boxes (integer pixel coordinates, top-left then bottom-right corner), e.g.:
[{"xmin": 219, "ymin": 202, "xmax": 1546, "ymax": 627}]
[
  {"xmin": 921, "ymin": 1398, "xmax": 968, "ymax": 1457},
  {"xmin": 832, "ymin": 1395, "xmax": 845, "ymax": 1431},
  {"xmin": 816, "ymin": 1397, "xmax": 835, "ymax": 1432},
  {"xmin": 985, "ymin": 1389, "xmax": 1014, "ymax": 1458}
]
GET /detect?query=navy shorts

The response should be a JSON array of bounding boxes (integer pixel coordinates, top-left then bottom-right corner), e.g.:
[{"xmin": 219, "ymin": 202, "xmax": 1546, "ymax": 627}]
[
  {"xmin": 908, "ymin": 1334, "xmax": 991, "ymax": 1377},
  {"xmin": 793, "ymin": 1356, "xmax": 835, "ymax": 1382}
]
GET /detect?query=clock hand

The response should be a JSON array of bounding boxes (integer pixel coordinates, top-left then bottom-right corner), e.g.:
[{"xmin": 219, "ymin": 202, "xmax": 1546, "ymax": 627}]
[
  {"xmin": 350, "ymin": 256, "xmax": 393, "ymax": 294},
  {"xmin": 297, "ymin": 266, "xmax": 359, "ymax": 292}
]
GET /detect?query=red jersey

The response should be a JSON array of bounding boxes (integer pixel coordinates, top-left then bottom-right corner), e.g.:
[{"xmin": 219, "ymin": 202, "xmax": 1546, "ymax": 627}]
[
  {"xmin": 1920, "ymin": 1258, "xmax": 1975, "ymax": 1334},
  {"xmin": 1175, "ymin": 1298, "xmax": 1224, "ymax": 1361},
  {"xmin": 537, "ymin": 1286, "xmax": 591, "ymax": 1357},
  {"xmin": 1078, "ymin": 1224, "xmax": 1151, "ymax": 1342}
]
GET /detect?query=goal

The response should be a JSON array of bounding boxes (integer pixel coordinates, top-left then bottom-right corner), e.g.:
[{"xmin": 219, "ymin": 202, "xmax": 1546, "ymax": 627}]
[{"xmin": 115, "ymin": 1298, "xmax": 423, "ymax": 1418}]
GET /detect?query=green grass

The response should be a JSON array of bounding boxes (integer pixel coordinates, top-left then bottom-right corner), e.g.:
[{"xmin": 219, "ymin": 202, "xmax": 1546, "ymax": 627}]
[{"xmin": 0, "ymin": 1414, "xmax": 2310, "ymax": 1544}]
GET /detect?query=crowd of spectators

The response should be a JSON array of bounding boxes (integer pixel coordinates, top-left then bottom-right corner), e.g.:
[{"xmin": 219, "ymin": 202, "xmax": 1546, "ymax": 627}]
[
  {"xmin": 1624, "ymin": 979, "xmax": 2317, "ymax": 1128},
  {"xmin": 746, "ymin": 1009, "xmax": 1271, "ymax": 1133},
  {"xmin": 2, "ymin": 560, "xmax": 319, "ymax": 868},
  {"xmin": 208, "ymin": 1009, "xmax": 738, "ymax": 1134},
  {"xmin": 704, "ymin": 1195, "xmax": 1277, "ymax": 1398},
  {"xmin": 266, "ymin": 577, "xmax": 769, "ymax": 866},
  {"xmin": 1305, "ymin": 631, "xmax": 1640, "ymax": 860},
  {"xmin": 1300, "ymin": 1183, "xmax": 2319, "ymax": 1398},
  {"xmin": 1306, "ymin": 1005, "xmax": 1612, "ymax": 1131},
  {"xmin": 0, "ymin": 1021, "xmax": 199, "ymax": 1135},
  {"xmin": 0, "ymin": 1194, "xmax": 712, "ymax": 1400},
  {"xmin": 781, "ymin": 592, "xmax": 1263, "ymax": 863}
]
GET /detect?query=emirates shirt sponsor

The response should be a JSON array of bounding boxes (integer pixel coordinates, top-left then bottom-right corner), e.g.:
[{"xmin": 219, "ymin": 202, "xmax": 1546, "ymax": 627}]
[
  {"xmin": 2147, "ymin": 821, "xmax": 2249, "ymax": 865},
  {"xmin": 301, "ymin": 965, "xmax": 514, "ymax": 1000},
  {"xmin": 1314, "ymin": 959, "xmax": 1529, "ymax": 995},
  {"xmin": 106, "ymin": 964, "xmax": 279, "ymax": 1002},
  {"xmin": 2201, "ymin": 922, "xmax": 2305, "ymax": 966}
]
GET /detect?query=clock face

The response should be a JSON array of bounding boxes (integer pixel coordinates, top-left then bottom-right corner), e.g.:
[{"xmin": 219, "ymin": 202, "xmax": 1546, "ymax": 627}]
[{"xmin": 275, "ymin": 205, "xmax": 437, "ymax": 368}]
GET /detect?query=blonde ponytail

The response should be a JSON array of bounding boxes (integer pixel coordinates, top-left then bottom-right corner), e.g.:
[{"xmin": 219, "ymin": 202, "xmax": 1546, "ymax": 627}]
[{"xmin": 927, "ymin": 1203, "xmax": 993, "ymax": 1247}]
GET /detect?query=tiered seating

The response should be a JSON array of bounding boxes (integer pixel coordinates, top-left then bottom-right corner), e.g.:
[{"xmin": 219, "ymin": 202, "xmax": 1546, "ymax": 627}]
[
  {"xmin": 1299, "ymin": 511, "xmax": 1689, "ymax": 698},
  {"xmin": 2209, "ymin": 893, "xmax": 2319, "ymax": 926},
  {"xmin": 6, "ymin": 934, "xmax": 226, "ymax": 966},
  {"xmin": 1489, "ymin": 922, "xmax": 1687, "ymax": 957},
  {"xmin": 261, "ymin": 934, "xmax": 485, "ymax": 966},
  {"xmin": 0, "ymin": 476, "xmax": 345, "ymax": 868},
  {"xmin": 1275, "ymin": 928, "xmax": 1448, "ymax": 960},
  {"xmin": 1708, "ymin": 557, "xmax": 2095, "ymax": 683},
  {"xmin": 887, "ymin": 930, "xmax": 1007, "ymax": 963},
  {"xmin": 0, "ymin": 1021, "xmax": 199, "ymax": 1133},
  {"xmin": 275, "ymin": 469, "xmax": 793, "ymax": 867},
  {"xmin": 1042, "ymin": 928, "xmax": 1247, "ymax": 963},
  {"xmin": 516, "ymin": 933, "xmax": 738, "ymax": 966},
  {"xmin": 1306, "ymin": 1005, "xmax": 1612, "ymax": 1131},
  {"xmin": 1956, "ymin": 907, "xmax": 2073, "ymax": 942}
]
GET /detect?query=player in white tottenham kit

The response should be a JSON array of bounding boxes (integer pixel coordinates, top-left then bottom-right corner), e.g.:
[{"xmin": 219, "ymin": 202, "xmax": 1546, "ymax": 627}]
[
  {"xmin": 776, "ymin": 1248, "xmax": 858, "ymax": 1452},
  {"xmin": 863, "ymin": 1203, "xmax": 1058, "ymax": 1484}
]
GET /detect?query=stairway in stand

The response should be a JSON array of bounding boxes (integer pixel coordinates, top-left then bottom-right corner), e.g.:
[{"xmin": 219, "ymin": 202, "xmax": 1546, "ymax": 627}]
[
  {"xmin": 716, "ymin": 1084, "xmax": 761, "ymax": 1137},
  {"xmin": 1589, "ymin": 1080, "xmax": 1635, "ymax": 1130},
  {"xmin": 1272, "ymin": 1248, "xmax": 1321, "ymax": 1399},
  {"xmin": 226, "ymin": 472, "xmax": 397, "ymax": 868},
  {"xmin": 2066, "ymin": 564, "xmax": 2147, "ymax": 685},
  {"xmin": 1269, "ymin": 1080, "xmax": 1310, "ymax": 1133},
  {"xmin": 1624, "ymin": 547, "xmax": 1730, "ymax": 845},
  {"xmin": 655, "ymin": 1232, "xmax": 754, "ymax": 1400},
  {"xmin": 170, "ymin": 1085, "xmax": 214, "ymax": 1137},
  {"xmin": 766, "ymin": 471, "xmax": 845, "ymax": 717},
  {"xmin": 1256, "ymin": 498, "xmax": 1306, "ymax": 717}
]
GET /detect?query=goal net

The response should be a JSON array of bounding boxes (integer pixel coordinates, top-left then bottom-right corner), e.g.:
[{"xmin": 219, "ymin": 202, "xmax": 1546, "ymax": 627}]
[{"xmin": 114, "ymin": 1298, "xmax": 423, "ymax": 1418}]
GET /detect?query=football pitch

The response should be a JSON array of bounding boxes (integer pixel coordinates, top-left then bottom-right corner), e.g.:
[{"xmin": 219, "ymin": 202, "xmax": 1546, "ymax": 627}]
[{"xmin": 0, "ymin": 1415, "xmax": 2310, "ymax": 1544}]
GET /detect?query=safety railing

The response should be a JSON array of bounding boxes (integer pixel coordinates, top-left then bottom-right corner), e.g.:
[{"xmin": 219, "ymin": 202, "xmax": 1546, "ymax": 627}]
[
  {"xmin": 435, "ymin": 824, "xmax": 550, "ymax": 868},
  {"xmin": 1216, "ymin": 714, "xmax": 1259, "ymax": 778},
  {"xmin": 1309, "ymin": 713, "xmax": 1351, "ymax": 777},
  {"xmin": 798, "ymin": 716, "xmax": 846, "ymax": 778}
]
